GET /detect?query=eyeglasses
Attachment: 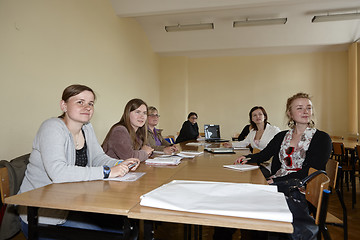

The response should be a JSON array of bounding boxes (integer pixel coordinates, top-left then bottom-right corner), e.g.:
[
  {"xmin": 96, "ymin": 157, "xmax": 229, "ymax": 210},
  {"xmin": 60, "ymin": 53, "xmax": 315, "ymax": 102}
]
[
  {"xmin": 148, "ymin": 114, "xmax": 160, "ymax": 118},
  {"xmin": 284, "ymin": 146, "xmax": 294, "ymax": 166},
  {"xmin": 190, "ymin": 117, "xmax": 198, "ymax": 120}
]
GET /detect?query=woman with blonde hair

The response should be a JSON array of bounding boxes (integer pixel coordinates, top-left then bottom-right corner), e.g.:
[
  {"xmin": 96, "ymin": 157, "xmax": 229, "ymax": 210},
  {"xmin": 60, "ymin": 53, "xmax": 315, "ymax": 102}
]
[
  {"xmin": 103, "ymin": 98, "xmax": 154, "ymax": 161},
  {"xmin": 147, "ymin": 106, "xmax": 178, "ymax": 154},
  {"xmin": 236, "ymin": 93, "xmax": 331, "ymax": 184}
]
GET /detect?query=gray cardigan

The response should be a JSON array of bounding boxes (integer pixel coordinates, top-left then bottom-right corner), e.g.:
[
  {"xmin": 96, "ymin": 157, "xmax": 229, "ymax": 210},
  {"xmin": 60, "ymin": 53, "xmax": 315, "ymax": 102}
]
[{"xmin": 18, "ymin": 118, "xmax": 120, "ymax": 224}]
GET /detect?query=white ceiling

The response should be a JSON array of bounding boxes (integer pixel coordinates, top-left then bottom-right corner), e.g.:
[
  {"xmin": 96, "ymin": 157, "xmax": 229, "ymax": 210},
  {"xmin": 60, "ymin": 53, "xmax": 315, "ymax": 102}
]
[{"xmin": 110, "ymin": 0, "xmax": 360, "ymax": 57}]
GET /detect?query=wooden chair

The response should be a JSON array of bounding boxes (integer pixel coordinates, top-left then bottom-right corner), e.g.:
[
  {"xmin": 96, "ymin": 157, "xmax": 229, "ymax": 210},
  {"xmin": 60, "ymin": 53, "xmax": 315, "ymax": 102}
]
[
  {"xmin": 0, "ymin": 167, "xmax": 10, "ymax": 227},
  {"xmin": 306, "ymin": 168, "xmax": 331, "ymax": 240},
  {"xmin": 332, "ymin": 142, "xmax": 351, "ymax": 193},
  {"xmin": 164, "ymin": 135, "xmax": 175, "ymax": 144},
  {"xmin": 326, "ymin": 159, "xmax": 348, "ymax": 240},
  {"xmin": 0, "ymin": 167, "xmax": 10, "ymax": 204}
]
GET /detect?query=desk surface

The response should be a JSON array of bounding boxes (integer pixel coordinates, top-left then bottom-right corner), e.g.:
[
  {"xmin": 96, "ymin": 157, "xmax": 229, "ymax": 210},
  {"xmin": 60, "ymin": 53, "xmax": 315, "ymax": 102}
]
[{"xmin": 5, "ymin": 141, "xmax": 292, "ymax": 233}]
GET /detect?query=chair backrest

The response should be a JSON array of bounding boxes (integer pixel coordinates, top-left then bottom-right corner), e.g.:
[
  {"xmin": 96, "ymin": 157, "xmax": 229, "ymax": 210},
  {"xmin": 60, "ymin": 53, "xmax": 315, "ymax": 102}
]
[
  {"xmin": 0, "ymin": 167, "xmax": 10, "ymax": 204},
  {"xmin": 332, "ymin": 142, "xmax": 345, "ymax": 156},
  {"xmin": 252, "ymin": 148, "xmax": 261, "ymax": 154},
  {"xmin": 164, "ymin": 135, "xmax": 175, "ymax": 144},
  {"xmin": 355, "ymin": 145, "xmax": 360, "ymax": 160},
  {"xmin": 306, "ymin": 168, "xmax": 330, "ymax": 225},
  {"xmin": 326, "ymin": 159, "xmax": 339, "ymax": 190}
]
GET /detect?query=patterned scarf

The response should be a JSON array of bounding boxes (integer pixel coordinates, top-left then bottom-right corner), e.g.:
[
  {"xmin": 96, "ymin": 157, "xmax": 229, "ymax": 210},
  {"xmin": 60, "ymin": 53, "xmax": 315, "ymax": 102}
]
[{"xmin": 274, "ymin": 127, "xmax": 316, "ymax": 178}]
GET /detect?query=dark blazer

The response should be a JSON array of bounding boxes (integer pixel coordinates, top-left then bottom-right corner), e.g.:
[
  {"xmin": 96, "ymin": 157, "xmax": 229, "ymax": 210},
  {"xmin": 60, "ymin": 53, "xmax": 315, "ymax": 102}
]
[
  {"xmin": 175, "ymin": 120, "xmax": 199, "ymax": 143},
  {"xmin": 246, "ymin": 130, "xmax": 332, "ymax": 182},
  {"xmin": 238, "ymin": 124, "xmax": 251, "ymax": 141}
]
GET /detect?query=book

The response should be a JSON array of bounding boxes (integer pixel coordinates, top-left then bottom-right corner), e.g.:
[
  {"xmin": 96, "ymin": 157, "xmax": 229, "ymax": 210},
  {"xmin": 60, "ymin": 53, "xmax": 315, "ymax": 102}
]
[{"xmin": 145, "ymin": 156, "xmax": 182, "ymax": 166}]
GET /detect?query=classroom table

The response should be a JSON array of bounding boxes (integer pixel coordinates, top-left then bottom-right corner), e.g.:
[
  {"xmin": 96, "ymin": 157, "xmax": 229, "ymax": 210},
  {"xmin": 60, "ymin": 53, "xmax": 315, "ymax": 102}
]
[{"xmin": 5, "ymin": 141, "xmax": 293, "ymax": 239}]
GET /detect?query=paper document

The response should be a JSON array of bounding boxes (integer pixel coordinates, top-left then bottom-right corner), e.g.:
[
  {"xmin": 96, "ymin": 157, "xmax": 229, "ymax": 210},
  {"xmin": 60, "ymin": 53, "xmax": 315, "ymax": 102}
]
[
  {"xmin": 180, "ymin": 151, "xmax": 203, "ymax": 156},
  {"xmin": 185, "ymin": 142, "xmax": 204, "ymax": 146},
  {"xmin": 233, "ymin": 147, "xmax": 249, "ymax": 150},
  {"xmin": 223, "ymin": 164, "xmax": 259, "ymax": 171},
  {"xmin": 105, "ymin": 172, "xmax": 145, "ymax": 182},
  {"xmin": 140, "ymin": 180, "xmax": 292, "ymax": 222},
  {"xmin": 145, "ymin": 156, "xmax": 182, "ymax": 166}
]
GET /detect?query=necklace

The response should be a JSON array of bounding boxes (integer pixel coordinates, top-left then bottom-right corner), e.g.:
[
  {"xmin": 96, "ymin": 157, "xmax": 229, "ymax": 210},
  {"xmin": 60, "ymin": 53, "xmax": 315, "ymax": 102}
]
[{"xmin": 74, "ymin": 132, "xmax": 81, "ymax": 149}]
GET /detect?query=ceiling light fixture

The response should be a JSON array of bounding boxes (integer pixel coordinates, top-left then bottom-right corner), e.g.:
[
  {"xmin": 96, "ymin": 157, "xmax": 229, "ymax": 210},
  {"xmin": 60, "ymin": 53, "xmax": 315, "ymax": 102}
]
[
  {"xmin": 233, "ymin": 17, "xmax": 287, "ymax": 27},
  {"xmin": 312, "ymin": 11, "xmax": 360, "ymax": 23},
  {"xmin": 165, "ymin": 23, "xmax": 214, "ymax": 32}
]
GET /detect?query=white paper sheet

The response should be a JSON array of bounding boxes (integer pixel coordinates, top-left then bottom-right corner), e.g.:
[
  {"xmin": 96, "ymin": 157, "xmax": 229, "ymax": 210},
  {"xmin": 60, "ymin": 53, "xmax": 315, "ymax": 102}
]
[
  {"xmin": 145, "ymin": 156, "xmax": 182, "ymax": 165},
  {"xmin": 223, "ymin": 164, "xmax": 259, "ymax": 171},
  {"xmin": 140, "ymin": 180, "xmax": 292, "ymax": 222},
  {"xmin": 105, "ymin": 172, "xmax": 146, "ymax": 181}
]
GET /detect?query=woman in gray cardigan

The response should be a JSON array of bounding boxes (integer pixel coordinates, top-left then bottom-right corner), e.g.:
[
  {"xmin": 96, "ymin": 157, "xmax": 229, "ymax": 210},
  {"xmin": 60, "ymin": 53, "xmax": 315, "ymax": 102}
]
[{"xmin": 18, "ymin": 84, "xmax": 140, "ymax": 238}]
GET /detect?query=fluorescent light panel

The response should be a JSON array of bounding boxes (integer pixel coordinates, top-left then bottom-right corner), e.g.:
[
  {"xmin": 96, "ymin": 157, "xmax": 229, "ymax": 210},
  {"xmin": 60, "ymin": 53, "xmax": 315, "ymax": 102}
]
[
  {"xmin": 233, "ymin": 18, "xmax": 287, "ymax": 27},
  {"xmin": 165, "ymin": 23, "xmax": 214, "ymax": 32},
  {"xmin": 312, "ymin": 12, "xmax": 360, "ymax": 23}
]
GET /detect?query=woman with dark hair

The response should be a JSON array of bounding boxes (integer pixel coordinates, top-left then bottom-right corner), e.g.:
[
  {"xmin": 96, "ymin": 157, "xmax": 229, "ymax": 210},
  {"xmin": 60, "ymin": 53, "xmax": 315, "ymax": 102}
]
[
  {"xmin": 236, "ymin": 93, "xmax": 332, "ymax": 184},
  {"xmin": 175, "ymin": 112, "xmax": 200, "ymax": 143},
  {"xmin": 18, "ymin": 84, "xmax": 140, "ymax": 238},
  {"xmin": 102, "ymin": 98, "xmax": 154, "ymax": 161},
  {"xmin": 225, "ymin": 106, "xmax": 280, "ymax": 151}
]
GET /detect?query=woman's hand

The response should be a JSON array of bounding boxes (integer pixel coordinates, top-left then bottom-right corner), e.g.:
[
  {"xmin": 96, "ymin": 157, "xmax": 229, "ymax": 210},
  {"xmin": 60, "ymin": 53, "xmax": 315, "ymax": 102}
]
[
  {"xmin": 234, "ymin": 156, "xmax": 248, "ymax": 164},
  {"xmin": 163, "ymin": 145, "xmax": 178, "ymax": 155},
  {"xmin": 141, "ymin": 145, "xmax": 154, "ymax": 156},
  {"xmin": 223, "ymin": 142, "xmax": 232, "ymax": 148},
  {"xmin": 267, "ymin": 177, "xmax": 274, "ymax": 184},
  {"xmin": 109, "ymin": 158, "xmax": 140, "ymax": 178}
]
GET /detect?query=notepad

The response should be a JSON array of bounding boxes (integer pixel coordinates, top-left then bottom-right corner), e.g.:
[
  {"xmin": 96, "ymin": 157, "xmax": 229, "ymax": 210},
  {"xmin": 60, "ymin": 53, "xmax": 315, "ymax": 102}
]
[
  {"xmin": 223, "ymin": 164, "xmax": 259, "ymax": 171},
  {"xmin": 105, "ymin": 172, "xmax": 146, "ymax": 181},
  {"xmin": 145, "ymin": 156, "xmax": 182, "ymax": 166}
]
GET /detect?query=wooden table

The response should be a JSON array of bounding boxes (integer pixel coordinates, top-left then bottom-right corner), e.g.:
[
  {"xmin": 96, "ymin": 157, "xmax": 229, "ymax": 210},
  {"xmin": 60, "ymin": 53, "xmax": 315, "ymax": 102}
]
[{"xmin": 5, "ymin": 141, "xmax": 293, "ymax": 239}]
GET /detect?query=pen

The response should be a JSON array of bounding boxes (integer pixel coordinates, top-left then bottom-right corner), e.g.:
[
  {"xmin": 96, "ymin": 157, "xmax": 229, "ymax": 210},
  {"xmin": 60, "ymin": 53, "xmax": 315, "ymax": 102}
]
[
  {"xmin": 239, "ymin": 157, "xmax": 251, "ymax": 164},
  {"xmin": 128, "ymin": 163, "xmax": 137, "ymax": 169}
]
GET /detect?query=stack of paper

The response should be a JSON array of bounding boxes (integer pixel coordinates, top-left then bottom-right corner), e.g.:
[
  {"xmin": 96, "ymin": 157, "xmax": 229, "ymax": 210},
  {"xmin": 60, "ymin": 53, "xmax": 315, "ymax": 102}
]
[
  {"xmin": 174, "ymin": 151, "xmax": 203, "ymax": 159},
  {"xmin": 223, "ymin": 164, "xmax": 259, "ymax": 171},
  {"xmin": 140, "ymin": 180, "xmax": 292, "ymax": 222},
  {"xmin": 145, "ymin": 156, "xmax": 182, "ymax": 166}
]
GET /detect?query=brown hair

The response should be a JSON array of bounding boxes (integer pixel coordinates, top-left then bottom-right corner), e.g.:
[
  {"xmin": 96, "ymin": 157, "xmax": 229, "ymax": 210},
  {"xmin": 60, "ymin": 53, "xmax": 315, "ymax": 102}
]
[
  {"xmin": 249, "ymin": 106, "xmax": 268, "ymax": 131},
  {"xmin": 58, "ymin": 84, "xmax": 96, "ymax": 118},
  {"xmin": 104, "ymin": 98, "xmax": 148, "ymax": 149},
  {"xmin": 286, "ymin": 92, "xmax": 314, "ymax": 128}
]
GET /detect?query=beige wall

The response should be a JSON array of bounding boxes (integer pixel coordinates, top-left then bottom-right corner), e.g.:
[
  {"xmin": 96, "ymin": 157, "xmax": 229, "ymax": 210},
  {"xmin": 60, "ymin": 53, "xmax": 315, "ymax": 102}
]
[
  {"xmin": 0, "ymin": 0, "xmax": 350, "ymax": 160},
  {"xmin": 159, "ymin": 52, "xmax": 349, "ymax": 140},
  {"xmin": 0, "ymin": 0, "xmax": 159, "ymax": 159}
]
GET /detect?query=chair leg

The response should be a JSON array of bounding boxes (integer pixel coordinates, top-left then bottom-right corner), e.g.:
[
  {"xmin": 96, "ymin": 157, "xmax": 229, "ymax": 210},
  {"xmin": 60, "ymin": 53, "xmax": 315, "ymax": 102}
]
[
  {"xmin": 335, "ymin": 188, "xmax": 348, "ymax": 240},
  {"xmin": 319, "ymin": 190, "xmax": 331, "ymax": 240}
]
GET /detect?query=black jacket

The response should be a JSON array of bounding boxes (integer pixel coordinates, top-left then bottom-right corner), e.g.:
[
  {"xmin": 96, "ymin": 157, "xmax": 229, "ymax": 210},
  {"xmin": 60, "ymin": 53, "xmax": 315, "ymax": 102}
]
[{"xmin": 175, "ymin": 120, "xmax": 199, "ymax": 143}]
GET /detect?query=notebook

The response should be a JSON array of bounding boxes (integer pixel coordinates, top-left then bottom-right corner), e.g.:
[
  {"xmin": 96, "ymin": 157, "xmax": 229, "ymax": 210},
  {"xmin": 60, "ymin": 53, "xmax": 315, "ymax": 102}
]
[{"xmin": 204, "ymin": 124, "xmax": 229, "ymax": 142}]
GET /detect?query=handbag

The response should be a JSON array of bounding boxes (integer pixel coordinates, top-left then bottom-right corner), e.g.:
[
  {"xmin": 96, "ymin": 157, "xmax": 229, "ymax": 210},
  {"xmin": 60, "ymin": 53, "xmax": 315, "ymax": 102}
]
[{"xmin": 272, "ymin": 170, "xmax": 327, "ymax": 240}]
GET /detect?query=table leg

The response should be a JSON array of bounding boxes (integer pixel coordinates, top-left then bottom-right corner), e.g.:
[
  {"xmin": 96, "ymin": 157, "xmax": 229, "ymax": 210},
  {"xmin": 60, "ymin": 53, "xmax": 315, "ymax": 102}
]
[{"xmin": 27, "ymin": 206, "xmax": 39, "ymax": 240}]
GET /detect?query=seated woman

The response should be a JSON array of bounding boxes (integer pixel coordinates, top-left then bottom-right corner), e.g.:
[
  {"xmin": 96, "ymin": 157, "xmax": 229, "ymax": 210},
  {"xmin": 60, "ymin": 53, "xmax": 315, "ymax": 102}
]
[
  {"xmin": 102, "ymin": 98, "xmax": 154, "ymax": 162},
  {"xmin": 175, "ymin": 112, "xmax": 200, "ymax": 143},
  {"xmin": 18, "ymin": 84, "xmax": 140, "ymax": 238},
  {"xmin": 147, "ymin": 106, "xmax": 178, "ymax": 154},
  {"xmin": 224, "ymin": 106, "xmax": 280, "ymax": 177},
  {"xmin": 236, "ymin": 93, "xmax": 332, "ymax": 184}
]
